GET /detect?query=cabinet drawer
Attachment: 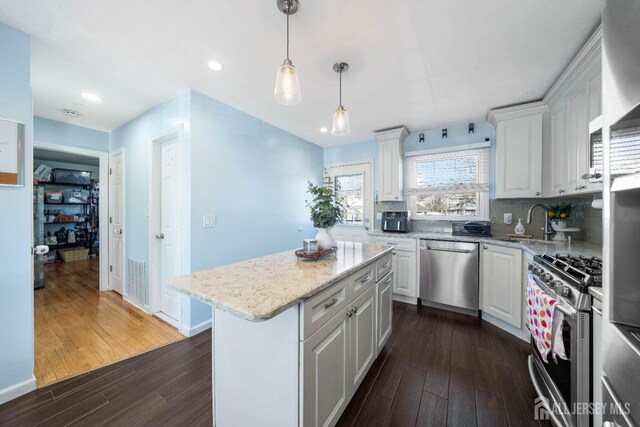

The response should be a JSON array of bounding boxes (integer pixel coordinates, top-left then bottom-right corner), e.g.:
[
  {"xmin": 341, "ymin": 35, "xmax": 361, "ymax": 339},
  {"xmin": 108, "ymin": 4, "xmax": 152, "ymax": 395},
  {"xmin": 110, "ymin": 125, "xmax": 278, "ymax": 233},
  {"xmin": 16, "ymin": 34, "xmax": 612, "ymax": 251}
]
[
  {"xmin": 375, "ymin": 253, "xmax": 392, "ymax": 282},
  {"xmin": 373, "ymin": 237, "xmax": 416, "ymax": 252},
  {"xmin": 301, "ymin": 277, "xmax": 350, "ymax": 341},
  {"xmin": 351, "ymin": 262, "xmax": 376, "ymax": 301}
]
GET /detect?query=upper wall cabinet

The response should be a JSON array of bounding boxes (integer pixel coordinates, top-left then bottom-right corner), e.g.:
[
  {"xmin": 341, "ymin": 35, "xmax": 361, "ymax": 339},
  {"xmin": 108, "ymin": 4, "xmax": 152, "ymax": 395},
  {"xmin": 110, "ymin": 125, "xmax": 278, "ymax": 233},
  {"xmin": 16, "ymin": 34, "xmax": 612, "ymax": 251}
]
[
  {"xmin": 489, "ymin": 102, "xmax": 547, "ymax": 199},
  {"xmin": 375, "ymin": 127, "xmax": 408, "ymax": 202},
  {"xmin": 544, "ymin": 26, "xmax": 602, "ymax": 196}
]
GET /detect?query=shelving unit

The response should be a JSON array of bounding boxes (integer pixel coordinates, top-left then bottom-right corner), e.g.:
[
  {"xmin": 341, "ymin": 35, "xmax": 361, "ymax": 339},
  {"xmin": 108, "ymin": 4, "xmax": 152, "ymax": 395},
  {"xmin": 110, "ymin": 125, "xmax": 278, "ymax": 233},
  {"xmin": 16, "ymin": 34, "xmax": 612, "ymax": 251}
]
[{"xmin": 36, "ymin": 171, "xmax": 100, "ymax": 261}]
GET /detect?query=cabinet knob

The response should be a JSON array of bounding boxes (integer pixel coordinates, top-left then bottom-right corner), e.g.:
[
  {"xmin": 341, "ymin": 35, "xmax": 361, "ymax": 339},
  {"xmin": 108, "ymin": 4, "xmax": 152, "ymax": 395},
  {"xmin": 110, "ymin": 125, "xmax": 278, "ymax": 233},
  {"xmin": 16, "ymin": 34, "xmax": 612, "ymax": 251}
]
[
  {"xmin": 535, "ymin": 192, "xmax": 541, "ymax": 196},
  {"xmin": 559, "ymin": 189, "xmax": 565, "ymax": 194},
  {"xmin": 346, "ymin": 309, "xmax": 353, "ymax": 318},
  {"xmin": 483, "ymin": 245, "xmax": 488, "ymax": 250}
]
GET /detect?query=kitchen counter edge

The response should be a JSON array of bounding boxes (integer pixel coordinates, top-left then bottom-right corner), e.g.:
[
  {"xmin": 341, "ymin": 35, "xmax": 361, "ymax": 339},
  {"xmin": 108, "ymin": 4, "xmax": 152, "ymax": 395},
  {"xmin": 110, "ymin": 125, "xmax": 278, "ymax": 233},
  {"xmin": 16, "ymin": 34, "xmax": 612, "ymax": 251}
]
[
  {"xmin": 169, "ymin": 245, "xmax": 394, "ymax": 322},
  {"xmin": 369, "ymin": 231, "xmax": 602, "ymax": 258}
]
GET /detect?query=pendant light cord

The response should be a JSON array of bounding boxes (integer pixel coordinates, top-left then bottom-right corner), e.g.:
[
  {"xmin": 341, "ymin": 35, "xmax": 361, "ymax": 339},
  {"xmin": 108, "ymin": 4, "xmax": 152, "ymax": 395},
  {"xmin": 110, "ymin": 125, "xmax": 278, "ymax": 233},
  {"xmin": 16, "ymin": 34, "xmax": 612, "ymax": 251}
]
[
  {"xmin": 339, "ymin": 69, "xmax": 342, "ymax": 107},
  {"xmin": 286, "ymin": 7, "xmax": 290, "ymax": 60}
]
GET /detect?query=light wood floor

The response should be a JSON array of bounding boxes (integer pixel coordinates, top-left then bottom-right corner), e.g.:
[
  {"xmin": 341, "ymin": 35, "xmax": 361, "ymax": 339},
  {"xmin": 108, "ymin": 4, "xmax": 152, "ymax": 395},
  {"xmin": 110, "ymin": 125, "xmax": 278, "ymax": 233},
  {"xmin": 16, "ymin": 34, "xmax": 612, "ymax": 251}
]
[{"xmin": 34, "ymin": 258, "xmax": 184, "ymax": 387}]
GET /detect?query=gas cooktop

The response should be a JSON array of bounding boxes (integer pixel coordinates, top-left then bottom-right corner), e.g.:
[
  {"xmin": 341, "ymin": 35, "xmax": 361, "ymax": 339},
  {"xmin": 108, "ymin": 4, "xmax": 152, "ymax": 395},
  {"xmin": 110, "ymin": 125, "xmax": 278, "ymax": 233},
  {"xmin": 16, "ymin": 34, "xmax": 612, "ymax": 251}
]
[{"xmin": 536, "ymin": 253, "xmax": 603, "ymax": 291}]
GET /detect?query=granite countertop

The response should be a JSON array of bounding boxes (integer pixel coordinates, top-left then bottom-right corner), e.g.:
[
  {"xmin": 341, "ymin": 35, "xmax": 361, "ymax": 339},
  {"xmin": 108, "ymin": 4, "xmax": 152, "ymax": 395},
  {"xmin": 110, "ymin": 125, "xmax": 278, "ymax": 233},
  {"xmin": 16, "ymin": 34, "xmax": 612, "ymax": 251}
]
[
  {"xmin": 169, "ymin": 242, "xmax": 393, "ymax": 322},
  {"xmin": 369, "ymin": 231, "xmax": 602, "ymax": 258}
]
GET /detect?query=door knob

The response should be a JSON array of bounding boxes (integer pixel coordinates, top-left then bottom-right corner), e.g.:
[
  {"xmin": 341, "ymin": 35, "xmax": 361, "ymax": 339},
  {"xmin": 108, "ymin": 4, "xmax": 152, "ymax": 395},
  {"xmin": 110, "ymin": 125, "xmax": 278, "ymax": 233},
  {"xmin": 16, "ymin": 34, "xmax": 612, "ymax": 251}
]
[{"xmin": 155, "ymin": 233, "xmax": 165, "ymax": 239}]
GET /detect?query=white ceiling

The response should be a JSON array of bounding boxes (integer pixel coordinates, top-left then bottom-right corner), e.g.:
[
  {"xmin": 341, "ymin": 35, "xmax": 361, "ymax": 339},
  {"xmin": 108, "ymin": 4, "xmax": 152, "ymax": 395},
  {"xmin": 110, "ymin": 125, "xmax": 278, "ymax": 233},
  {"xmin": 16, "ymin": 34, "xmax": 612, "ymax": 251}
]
[{"xmin": 0, "ymin": 0, "xmax": 604, "ymax": 147}]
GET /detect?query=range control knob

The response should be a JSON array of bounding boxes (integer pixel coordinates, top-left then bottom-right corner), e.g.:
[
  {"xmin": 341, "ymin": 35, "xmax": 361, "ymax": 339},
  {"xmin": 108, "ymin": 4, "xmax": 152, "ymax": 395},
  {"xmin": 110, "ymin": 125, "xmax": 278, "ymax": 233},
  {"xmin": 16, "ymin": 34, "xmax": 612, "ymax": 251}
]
[
  {"xmin": 550, "ymin": 280, "xmax": 563, "ymax": 288},
  {"xmin": 543, "ymin": 273, "xmax": 552, "ymax": 283},
  {"xmin": 562, "ymin": 287, "xmax": 570, "ymax": 297},
  {"xmin": 557, "ymin": 285, "xmax": 570, "ymax": 297},
  {"xmin": 528, "ymin": 264, "xmax": 533, "ymax": 271}
]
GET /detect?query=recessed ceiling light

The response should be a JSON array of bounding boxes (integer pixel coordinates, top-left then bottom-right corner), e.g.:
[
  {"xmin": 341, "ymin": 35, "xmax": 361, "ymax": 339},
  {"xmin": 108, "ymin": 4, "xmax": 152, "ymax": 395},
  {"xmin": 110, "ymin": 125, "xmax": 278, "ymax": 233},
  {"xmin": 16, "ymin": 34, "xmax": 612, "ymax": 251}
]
[
  {"xmin": 208, "ymin": 61, "xmax": 224, "ymax": 71},
  {"xmin": 63, "ymin": 109, "xmax": 80, "ymax": 118},
  {"xmin": 320, "ymin": 127, "xmax": 328, "ymax": 133},
  {"xmin": 81, "ymin": 92, "xmax": 102, "ymax": 102}
]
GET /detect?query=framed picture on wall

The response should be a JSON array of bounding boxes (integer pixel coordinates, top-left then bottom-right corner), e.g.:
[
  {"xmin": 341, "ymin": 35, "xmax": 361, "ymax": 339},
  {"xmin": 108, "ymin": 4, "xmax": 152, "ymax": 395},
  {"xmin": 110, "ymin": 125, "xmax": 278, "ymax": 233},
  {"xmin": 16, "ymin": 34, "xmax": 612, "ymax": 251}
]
[{"xmin": 0, "ymin": 118, "xmax": 25, "ymax": 187}]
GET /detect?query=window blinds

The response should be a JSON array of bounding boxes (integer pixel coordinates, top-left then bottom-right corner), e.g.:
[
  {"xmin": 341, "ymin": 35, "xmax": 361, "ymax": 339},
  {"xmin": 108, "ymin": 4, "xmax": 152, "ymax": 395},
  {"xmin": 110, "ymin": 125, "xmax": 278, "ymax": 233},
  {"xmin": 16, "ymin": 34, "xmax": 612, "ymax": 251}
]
[{"xmin": 405, "ymin": 147, "xmax": 490, "ymax": 195}]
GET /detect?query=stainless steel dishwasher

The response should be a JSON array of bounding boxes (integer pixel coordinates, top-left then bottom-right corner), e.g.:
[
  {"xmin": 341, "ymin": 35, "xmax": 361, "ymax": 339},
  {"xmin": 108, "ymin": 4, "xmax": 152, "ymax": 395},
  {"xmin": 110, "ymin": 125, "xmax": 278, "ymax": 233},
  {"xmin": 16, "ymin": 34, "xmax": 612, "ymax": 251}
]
[{"xmin": 420, "ymin": 239, "xmax": 479, "ymax": 311}]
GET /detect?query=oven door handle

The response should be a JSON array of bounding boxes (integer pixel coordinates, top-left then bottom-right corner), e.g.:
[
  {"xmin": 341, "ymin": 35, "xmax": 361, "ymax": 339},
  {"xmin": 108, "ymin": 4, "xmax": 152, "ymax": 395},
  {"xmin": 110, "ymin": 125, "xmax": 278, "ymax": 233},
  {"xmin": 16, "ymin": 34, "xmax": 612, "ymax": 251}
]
[
  {"xmin": 527, "ymin": 356, "xmax": 569, "ymax": 427},
  {"xmin": 555, "ymin": 303, "xmax": 576, "ymax": 320},
  {"xmin": 530, "ymin": 275, "xmax": 576, "ymax": 319}
]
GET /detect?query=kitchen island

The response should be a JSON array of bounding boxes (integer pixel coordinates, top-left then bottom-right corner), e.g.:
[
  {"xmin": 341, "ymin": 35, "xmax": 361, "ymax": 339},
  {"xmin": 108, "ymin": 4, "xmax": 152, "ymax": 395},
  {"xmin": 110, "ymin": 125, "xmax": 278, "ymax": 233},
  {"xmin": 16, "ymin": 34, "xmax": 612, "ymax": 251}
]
[{"xmin": 170, "ymin": 241, "xmax": 394, "ymax": 427}]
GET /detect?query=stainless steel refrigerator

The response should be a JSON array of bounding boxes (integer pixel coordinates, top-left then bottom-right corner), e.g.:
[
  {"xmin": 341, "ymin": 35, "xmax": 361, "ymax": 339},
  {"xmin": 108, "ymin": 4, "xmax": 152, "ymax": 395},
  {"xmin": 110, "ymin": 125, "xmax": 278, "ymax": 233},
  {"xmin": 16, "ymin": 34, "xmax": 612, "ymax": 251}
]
[{"xmin": 602, "ymin": 1, "xmax": 640, "ymax": 425}]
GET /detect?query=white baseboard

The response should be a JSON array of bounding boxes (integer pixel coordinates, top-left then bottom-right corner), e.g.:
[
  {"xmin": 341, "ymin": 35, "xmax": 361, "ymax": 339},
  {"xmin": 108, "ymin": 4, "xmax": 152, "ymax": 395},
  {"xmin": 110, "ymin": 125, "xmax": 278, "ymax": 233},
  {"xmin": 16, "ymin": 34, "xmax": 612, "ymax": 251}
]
[
  {"xmin": 123, "ymin": 295, "xmax": 150, "ymax": 314},
  {"xmin": 0, "ymin": 375, "xmax": 37, "ymax": 405},
  {"xmin": 481, "ymin": 312, "xmax": 530, "ymax": 342},
  {"xmin": 393, "ymin": 294, "xmax": 419, "ymax": 305},
  {"xmin": 179, "ymin": 319, "xmax": 212, "ymax": 337}
]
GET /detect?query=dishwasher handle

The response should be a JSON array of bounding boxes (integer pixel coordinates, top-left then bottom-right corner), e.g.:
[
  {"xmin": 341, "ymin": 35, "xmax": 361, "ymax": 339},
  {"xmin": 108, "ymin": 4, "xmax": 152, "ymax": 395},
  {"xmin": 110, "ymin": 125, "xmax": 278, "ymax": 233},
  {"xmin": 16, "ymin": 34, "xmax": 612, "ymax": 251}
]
[{"xmin": 426, "ymin": 246, "xmax": 475, "ymax": 254}]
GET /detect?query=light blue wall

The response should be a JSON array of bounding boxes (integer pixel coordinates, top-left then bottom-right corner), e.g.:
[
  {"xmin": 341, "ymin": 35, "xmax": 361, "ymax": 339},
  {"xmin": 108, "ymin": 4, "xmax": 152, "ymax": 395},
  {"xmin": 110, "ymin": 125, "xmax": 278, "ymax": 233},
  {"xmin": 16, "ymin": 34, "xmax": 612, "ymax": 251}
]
[
  {"xmin": 323, "ymin": 123, "xmax": 496, "ymax": 197},
  {"xmin": 189, "ymin": 90, "xmax": 324, "ymax": 324},
  {"xmin": 34, "ymin": 117, "xmax": 109, "ymax": 152},
  {"xmin": 0, "ymin": 23, "xmax": 34, "ymax": 396},
  {"xmin": 110, "ymin": 91, "xmax": 191, "ymax": 270}
]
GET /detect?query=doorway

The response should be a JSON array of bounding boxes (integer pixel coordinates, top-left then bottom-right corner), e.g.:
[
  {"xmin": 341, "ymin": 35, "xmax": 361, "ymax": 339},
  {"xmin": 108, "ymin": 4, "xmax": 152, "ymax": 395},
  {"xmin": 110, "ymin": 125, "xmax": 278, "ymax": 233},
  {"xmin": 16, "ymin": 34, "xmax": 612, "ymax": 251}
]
[
  {"xmin": 31, "ymin": 143, "xmax": 183, "ymax": 387},
  {"xmin": 149, "ymin": 130, "xmax": 185, "ymax": 327},
  {"xmin": 326, "ymin": 161, "xmax": 374, "ymax": 243}
]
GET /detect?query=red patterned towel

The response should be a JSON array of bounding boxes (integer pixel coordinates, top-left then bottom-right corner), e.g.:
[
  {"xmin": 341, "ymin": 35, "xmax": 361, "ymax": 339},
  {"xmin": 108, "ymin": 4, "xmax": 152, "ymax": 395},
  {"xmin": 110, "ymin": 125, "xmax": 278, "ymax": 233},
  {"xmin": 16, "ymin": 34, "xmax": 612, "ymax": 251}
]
[{"xmin": 526, "ymin": 276, "xmax": 561, "ymax": 362}]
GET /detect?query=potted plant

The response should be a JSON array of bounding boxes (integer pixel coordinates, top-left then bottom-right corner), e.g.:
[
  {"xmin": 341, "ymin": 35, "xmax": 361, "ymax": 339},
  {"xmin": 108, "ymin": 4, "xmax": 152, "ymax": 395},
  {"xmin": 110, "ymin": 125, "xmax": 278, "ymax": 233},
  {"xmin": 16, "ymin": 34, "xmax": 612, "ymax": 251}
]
[
  {"xmin": 548, "ymin": 202, "xmax": 574, "ymax": 230},
  {"xmin": 306, "ymin": 175, "xmax": 344, "ymax": 250}
]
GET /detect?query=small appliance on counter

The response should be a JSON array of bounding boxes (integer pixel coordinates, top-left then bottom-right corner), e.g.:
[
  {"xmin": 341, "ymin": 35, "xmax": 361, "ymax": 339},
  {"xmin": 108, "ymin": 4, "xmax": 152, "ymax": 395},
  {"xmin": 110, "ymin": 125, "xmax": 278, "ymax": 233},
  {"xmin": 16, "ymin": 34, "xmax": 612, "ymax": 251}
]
[
  {"xmin": 380, "ymin": 211, "xmax": 410, "ymax": 233},
  {"xmin": 451, "ymin": 221, "xmax": 492, "ymax": 237}
]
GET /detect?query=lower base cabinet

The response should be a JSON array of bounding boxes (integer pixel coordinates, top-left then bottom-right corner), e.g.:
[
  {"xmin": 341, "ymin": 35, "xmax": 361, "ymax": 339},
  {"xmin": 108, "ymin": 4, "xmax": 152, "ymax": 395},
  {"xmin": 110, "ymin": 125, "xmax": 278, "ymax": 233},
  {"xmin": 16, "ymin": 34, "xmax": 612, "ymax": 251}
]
[
  {"xmin": 377, "ymin": 272, "xmax": 393, "ymax": 353},
  {"xmin": 302, "ymin": 306, "xmax": 350, "ymax": 427},
  {"xmin": 481, "ymin": 244, "xmax": 523, "ymax": 328},
  {"xmin": 301, "ymin": 267, "xmax": 393, "ymax": 427}
]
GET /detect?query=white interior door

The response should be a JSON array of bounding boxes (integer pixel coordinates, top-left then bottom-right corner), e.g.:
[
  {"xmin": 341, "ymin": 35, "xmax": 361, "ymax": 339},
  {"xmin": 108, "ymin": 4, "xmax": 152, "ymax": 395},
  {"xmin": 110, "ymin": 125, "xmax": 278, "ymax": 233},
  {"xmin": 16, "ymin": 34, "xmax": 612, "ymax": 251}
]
[
  {"xmin": 109, "ymin": 151, "xmax": 124, "ymax": 294},
  {"xmin": 326, "ymin": 162, "xmax": 373, "ymax": 243},
  {"xmin": 158, "ymin": 139, "xmax": 181, "ymax": 322}
]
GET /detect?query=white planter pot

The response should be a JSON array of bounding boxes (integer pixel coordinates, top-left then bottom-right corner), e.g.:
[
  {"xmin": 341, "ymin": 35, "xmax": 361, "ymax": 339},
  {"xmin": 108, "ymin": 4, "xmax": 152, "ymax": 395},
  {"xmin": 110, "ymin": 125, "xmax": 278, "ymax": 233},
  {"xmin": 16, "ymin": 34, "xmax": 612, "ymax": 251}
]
[
  {"xmin": 554, "ymin": 220, "xmax": 568, "ymax": 230},
  {"xmin": 315, "ymin": 228, "xmax": 334, "ymax": 250}
]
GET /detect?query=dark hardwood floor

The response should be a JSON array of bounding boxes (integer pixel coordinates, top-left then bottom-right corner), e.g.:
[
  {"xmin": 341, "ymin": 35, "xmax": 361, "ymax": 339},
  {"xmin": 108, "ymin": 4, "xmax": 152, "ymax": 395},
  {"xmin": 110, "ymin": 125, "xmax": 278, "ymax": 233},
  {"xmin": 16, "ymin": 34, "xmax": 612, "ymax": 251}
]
[{"xmin": 0, "ymin": 302, "xmax": 545, "ymax": 426}]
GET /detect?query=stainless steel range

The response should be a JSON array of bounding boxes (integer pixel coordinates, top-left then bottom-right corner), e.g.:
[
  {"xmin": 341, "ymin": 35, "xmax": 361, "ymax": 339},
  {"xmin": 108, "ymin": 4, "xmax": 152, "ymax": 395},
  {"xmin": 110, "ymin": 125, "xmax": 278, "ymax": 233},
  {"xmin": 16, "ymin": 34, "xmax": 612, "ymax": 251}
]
[{"xmin": 527, "ymin": 253, "xmax": 602, "ymax": 427}]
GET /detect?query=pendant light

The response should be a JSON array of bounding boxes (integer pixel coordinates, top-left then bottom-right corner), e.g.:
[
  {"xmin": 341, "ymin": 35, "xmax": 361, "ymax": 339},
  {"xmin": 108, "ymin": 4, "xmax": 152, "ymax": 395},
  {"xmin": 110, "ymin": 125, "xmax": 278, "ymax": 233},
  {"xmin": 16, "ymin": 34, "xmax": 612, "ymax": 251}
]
[
  {"xmin": 274, "ymin": 0, "xmax": 301, "ymax": 105},
  {"xmin": 331, "ymin": 62, "xmax": 350, "ymax": 136}
]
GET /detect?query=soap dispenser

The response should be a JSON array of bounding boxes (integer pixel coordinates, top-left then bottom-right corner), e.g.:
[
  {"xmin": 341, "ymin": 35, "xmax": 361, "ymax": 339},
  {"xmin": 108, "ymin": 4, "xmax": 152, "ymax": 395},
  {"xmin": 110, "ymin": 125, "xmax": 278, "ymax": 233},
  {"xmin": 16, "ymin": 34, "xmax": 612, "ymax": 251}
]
[{"xmin": 514, "ymin": 218, "xmax": 525, "ymax": 235}]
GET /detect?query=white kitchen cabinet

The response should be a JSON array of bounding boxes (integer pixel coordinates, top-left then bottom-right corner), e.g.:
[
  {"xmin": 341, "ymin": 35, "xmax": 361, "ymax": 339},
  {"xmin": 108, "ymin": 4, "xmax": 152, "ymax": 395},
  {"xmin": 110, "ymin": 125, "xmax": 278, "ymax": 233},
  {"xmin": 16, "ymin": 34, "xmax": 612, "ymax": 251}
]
[
  {"xmin": 544, "ymin": 26, "xmax": 602, "ymax": 196},
  {"xmin": 393, "ymin": 250, "xmax": 417, "ymax": 298},
  {"xmin": 300, "ymin": 255, "xmax": 393, "ymax": 427},
  {"xmin": 481, "ymin": 244, "xmax": 523, "ymax": 328},
  {"xmin": 302, "ymin": 306, "xmax": 350, "ymax": 427},
  {"xmin": 377, "ymin": 272, "xmax": 393, "ymax": 353},
  {"xmin": 550, "ymin": 102, "xmax": 568, "ymax": 196},
  {"xmin": 565, "ymin": 85, "xmax": 589, "ymax": 193},
  {"xmin": 375, "ymin": 127, "xmax": 408, "ymax": 202},
  {"xmin": 490, "ymin": 105, "xmax": 545, "ymax": 199},
  {"xmin": 371, "ymin": 237, "xmax": 418, "ymax": 301},
  {"xmin": 349, "ymin": 285, "xmax": 377, "ymax": 391}
]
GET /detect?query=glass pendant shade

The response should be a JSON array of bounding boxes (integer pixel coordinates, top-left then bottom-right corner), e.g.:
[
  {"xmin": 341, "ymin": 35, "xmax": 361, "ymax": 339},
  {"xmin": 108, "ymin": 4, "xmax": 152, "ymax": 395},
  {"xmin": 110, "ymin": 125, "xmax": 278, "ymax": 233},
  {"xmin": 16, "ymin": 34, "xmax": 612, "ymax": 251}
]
[
  {"xmin": 331, "ymin": 105, "xmax": 350, "ymax": 136},
  {"xmin": 274, "ymin": 59, "xmax": 301, "ymax": 105}
]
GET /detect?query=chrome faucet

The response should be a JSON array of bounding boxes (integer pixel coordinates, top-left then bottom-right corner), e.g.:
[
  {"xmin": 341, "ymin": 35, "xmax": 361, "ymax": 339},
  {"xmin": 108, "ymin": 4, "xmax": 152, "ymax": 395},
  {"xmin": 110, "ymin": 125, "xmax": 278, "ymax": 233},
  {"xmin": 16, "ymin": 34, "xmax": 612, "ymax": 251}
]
[{"xmin": 526, "ymin": 203, "xmax": 555, "ymax": 241}]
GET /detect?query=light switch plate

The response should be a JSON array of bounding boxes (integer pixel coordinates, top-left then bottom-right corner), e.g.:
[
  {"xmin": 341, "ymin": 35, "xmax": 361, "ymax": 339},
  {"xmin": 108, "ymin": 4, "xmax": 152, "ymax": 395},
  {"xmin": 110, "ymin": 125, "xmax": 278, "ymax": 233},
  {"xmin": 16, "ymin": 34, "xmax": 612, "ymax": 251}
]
[
  {"xmin": 376, "ymin": 212, "xmax": 382, "ymax": 220},
  {"xmin": 203, "ymin": 214, "xmax": 216, "ymax": 228},
  {"xmin": 504, "ymin": 212, "xmax": 513, "ymax": 225}
]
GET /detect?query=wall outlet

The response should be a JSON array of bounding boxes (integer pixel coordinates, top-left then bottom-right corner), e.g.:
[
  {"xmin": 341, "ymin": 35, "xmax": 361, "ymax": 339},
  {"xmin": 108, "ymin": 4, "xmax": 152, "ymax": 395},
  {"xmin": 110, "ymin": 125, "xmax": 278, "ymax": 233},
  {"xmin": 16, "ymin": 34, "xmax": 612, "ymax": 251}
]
[
  {"xmin": 504, "ymin": 212, "xmax": 513, "ymax": 225},
  {"xmin": 376, "ymin": 212, "xmax": 382, "ymax": 220},
  {"xmin": 203, "ymin": 214, "xmax": 216, "ymax": 228}
]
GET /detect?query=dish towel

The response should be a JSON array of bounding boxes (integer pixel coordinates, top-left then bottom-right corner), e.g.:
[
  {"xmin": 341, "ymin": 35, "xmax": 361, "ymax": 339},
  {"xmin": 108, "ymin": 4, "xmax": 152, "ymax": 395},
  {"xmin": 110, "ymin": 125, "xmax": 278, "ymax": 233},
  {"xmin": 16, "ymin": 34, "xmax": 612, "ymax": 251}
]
[{"xmin": 526, "ymin": 275, "xmax": 568, "ymax": 362}]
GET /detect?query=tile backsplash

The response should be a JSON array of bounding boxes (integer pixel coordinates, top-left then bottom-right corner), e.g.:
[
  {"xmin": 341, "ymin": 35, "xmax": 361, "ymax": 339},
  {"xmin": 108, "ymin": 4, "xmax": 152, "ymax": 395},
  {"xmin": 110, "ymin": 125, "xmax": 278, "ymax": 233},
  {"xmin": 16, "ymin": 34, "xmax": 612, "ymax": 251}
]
[{"xmin": 375, "ymin": 195, "xmax": 603, "ymax": 244}]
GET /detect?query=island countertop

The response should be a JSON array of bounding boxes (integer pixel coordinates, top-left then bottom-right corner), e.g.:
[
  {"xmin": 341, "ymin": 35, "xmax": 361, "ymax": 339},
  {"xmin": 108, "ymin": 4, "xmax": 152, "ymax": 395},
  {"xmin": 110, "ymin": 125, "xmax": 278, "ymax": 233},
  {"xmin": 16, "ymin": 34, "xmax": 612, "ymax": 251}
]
[{"xmin": 169, "ymin": 241, "xmax": 393, "ymax": 322}]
